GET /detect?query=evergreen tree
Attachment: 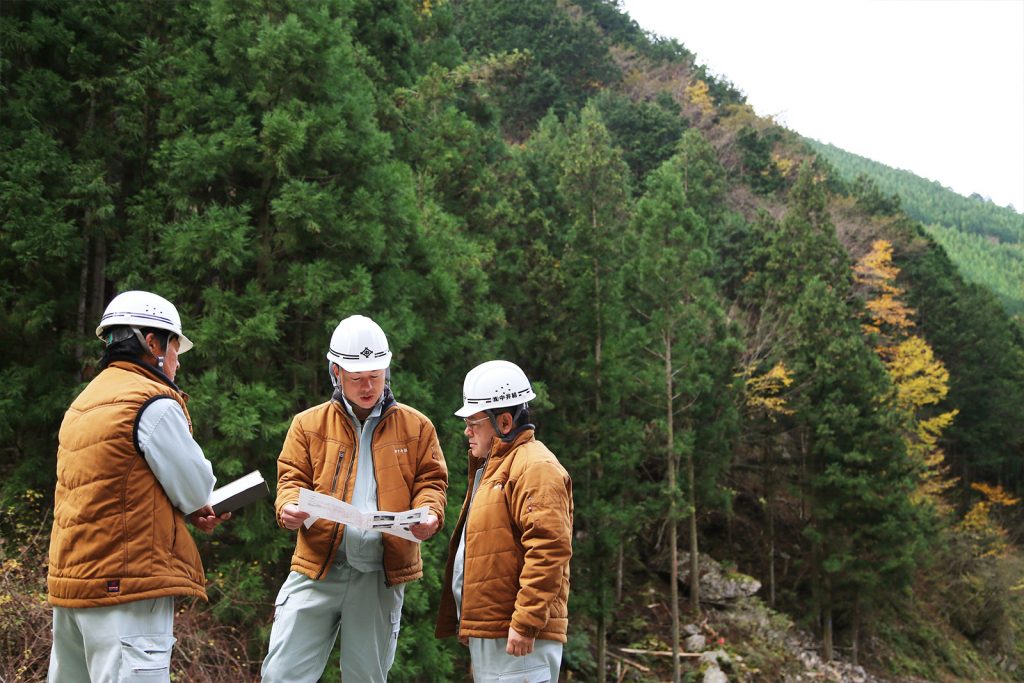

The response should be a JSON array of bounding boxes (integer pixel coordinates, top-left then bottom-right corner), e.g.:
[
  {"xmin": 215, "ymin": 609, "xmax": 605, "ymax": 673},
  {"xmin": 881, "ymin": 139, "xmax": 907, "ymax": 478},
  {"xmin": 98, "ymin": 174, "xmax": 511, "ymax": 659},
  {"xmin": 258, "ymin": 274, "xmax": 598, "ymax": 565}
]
[
  {"xmin": 554, "ymin": 104, "xmax": 642, "ymax": 682},
  {"xmin": 901, "ymin": 239, "xmax": 1024, "ymax": 492},
  {"xmin": 627, "ymin": 130, "xmax": 740, "ymax": 683},
  {"xmin": 755, "ymin": 165, "xmax": 926, "ymax": 660}
]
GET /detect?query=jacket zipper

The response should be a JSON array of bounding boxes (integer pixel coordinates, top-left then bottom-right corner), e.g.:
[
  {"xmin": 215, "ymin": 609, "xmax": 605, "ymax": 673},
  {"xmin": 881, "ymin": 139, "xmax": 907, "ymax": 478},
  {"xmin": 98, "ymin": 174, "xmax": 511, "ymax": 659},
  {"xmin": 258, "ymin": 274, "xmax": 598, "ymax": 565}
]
[
  {"xmin": 457, "ymin": 455, "xmax": 489, "ymax": 629},
  {"xmin": 371, "ymin": 407, "xmax": 396, "ymax": 586},
  {"xmin": 315, "ymin": 448, "xmax": 352, "ymax": 580}
]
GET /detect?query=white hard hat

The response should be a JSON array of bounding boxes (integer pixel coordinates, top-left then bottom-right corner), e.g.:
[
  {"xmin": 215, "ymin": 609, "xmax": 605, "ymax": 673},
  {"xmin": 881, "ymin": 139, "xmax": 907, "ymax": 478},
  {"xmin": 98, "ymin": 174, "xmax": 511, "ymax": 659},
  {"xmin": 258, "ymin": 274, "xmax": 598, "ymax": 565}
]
[
  {"xmin": 455, "ymin": 360, "xmax": 536, "ymax": 418},
  {"xmin": 96, "ymin": 290, "xmax": 193, "ymax": 353},
  {"xmin": 326, "ymin": 315, "xmax": 392, "ymax": 372}
]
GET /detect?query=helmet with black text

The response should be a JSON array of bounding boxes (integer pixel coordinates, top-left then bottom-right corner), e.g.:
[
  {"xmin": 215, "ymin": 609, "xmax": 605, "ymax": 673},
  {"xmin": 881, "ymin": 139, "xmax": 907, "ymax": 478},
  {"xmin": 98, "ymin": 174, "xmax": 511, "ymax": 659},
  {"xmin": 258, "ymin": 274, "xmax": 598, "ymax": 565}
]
[
  {"xmin": 456, "ymin": 360, "xmax": 536, "ymax": 438},
  {"xmin": 96, "ymin": 291, "xmax": 193, "ymax": 370},
  {"xmin": 325, "ymin": 315, "xmax": 392, "ymax": 388}
]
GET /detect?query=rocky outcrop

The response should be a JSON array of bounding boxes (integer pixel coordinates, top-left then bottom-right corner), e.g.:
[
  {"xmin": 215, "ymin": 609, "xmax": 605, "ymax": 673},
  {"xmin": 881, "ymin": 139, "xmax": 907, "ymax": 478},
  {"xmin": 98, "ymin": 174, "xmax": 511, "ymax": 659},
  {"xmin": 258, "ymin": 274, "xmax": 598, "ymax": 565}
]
[{"xmin": 677, "ymin": 552, "xmax": 762, "ymax": 604}]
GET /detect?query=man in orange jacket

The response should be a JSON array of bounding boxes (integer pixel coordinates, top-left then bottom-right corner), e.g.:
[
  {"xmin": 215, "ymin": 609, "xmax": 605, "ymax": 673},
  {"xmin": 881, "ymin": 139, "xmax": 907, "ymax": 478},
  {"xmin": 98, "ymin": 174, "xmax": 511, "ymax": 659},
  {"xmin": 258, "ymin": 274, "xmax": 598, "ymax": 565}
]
[
  {"xmin": 262, "ymin": 314, "xmax": 448, "ymax": 683},
  {"xmin": 436, "ymin": 360, "xmax": 573, "ymax": 683},
  {"xmin": 47, "ymin": 291, "xmax": 229, "ymax": 682}
]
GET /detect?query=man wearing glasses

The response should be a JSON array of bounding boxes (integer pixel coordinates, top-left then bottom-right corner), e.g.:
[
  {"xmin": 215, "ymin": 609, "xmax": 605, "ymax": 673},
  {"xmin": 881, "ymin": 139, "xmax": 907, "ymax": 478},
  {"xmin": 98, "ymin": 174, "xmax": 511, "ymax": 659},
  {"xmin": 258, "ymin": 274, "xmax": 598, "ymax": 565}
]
[{"xmin": 436, "ymin": 360, "xmax": 573, "ymax": 682}]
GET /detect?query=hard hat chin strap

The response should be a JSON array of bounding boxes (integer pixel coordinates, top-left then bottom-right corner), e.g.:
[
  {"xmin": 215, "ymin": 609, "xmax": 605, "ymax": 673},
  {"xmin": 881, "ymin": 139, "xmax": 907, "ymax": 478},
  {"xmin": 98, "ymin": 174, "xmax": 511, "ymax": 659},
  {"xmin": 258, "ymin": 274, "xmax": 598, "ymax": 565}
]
[
  {"xmin": 132, "ymin": 326, "xmax": 165, "ymax": 371},
  {"xmin": 486, "ymin": 403, "xmax": 528, "ymax": 442}
]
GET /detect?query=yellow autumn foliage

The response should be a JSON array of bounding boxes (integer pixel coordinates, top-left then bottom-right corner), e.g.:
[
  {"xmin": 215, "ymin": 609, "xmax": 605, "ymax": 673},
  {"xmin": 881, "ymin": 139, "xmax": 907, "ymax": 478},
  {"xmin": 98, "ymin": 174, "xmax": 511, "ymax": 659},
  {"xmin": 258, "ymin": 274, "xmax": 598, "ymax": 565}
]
[
  {"xmin": 958, "ymin": 484, "xmax": 1020, "ymax": 558},
  {"xmin": 772, "ymin": 152, "xmax": 795, "ymax": 178},
  {"xmin": 853, "ymin": 240, "xmax": 960, "ymax": 507},
  {"xmin": 684, "ymin": 78, "xmax": 714, "ymax": 118},
  {"xmin": 886, "ymin": 336, "xmax": 952, "ymax": 409},
  {"xmin": 744, "ymin": 361, "xmax": 794, "ymax": 420}
]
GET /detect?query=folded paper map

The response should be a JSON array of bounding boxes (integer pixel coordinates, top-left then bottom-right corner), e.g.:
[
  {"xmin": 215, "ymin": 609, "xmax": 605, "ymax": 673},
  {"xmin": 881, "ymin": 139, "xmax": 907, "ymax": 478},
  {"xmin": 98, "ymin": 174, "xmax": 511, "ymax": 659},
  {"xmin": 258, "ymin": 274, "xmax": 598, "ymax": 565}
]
[{"xmin": 296, "ymin": 488, "xmax": 428, "ymax": 543}]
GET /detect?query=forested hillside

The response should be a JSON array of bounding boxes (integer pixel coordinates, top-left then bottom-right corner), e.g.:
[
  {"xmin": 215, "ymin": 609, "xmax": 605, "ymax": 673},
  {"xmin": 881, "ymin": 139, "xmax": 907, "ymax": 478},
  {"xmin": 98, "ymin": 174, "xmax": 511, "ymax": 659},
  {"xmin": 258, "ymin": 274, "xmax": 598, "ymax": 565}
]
[
  {"xmin": 807, "ymin": 139, "xmax": 1024, "ymax": 317},
  {"xmin": 2, "ymin": 1, "xmax": 1023, "ymax": 682}
]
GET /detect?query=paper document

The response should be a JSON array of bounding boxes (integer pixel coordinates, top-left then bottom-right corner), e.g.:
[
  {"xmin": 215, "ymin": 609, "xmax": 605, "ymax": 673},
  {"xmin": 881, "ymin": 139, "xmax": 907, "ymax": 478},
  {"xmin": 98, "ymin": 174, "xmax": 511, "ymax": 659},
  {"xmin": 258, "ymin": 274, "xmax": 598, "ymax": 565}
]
[{"xmin": 296, "ymin": 488, "xmax": 428, "ymax": 543}]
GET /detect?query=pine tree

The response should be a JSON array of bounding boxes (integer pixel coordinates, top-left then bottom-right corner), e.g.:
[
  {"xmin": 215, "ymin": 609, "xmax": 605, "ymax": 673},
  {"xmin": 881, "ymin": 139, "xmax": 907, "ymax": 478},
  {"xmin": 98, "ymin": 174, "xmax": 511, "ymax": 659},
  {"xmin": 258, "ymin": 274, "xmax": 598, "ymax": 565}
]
[
  {"xmin": 757, "ymin": 167, "xmax": 926, "ymax": 661},
  {"xmin": 628, "ymin": 130, "xmax": 740, "ymax": 683}
]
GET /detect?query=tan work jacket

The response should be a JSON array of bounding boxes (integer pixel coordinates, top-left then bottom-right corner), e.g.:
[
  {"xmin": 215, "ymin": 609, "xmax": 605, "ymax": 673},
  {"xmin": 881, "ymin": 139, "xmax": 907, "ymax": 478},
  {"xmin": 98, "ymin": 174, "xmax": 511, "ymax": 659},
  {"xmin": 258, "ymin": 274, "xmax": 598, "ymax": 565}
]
[
  {"xmin": 48, "ymin": 359, "xmax": 206, "ymax": 608},
  {"xmin": 436, "ymin": 429, "xmax": 573, "ymax": 642},
  {"xmin": 275, "ymin": 393, "xmax": 447, "ymax": 585}
]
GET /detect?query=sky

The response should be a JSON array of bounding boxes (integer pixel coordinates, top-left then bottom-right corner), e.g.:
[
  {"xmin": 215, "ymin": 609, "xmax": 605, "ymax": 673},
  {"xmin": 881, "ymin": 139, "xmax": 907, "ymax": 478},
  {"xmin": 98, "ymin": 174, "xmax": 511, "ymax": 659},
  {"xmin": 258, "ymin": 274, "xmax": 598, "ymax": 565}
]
[{"xmin": 619, "ymin": 0, "xmax": 1024, "ymax": 213}]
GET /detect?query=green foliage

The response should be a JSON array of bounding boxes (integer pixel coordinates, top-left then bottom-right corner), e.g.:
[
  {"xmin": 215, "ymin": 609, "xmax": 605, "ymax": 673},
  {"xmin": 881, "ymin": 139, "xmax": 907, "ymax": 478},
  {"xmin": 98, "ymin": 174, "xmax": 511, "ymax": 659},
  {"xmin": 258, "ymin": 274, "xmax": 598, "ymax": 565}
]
[
  {"xmin": 735, "ymin": 125, "xmax": 785, "ymax": 195},
  {"xmin": 809, "ymin": 138, "xmax": 1023, "ymax": 239},
  {"xmin": 573, "ymin": 0, "xmax": 693, "ymax": 64},
  {"xmin": 899, "ymin": 239, "xmax": 1024, "ymax": 487},
  {"xmin": 450, "ymin": 0, "xmax": 620, "ymax": 137},
  {"xmin": 740, "ymin": 165, "xmax": 930, "ymax": 647},
  {"xmin": 851, "ymin": 173, "xmax": 902, "ymax": 216},
  {"xmin": 591, "ymin": 90, "xmax": 687, "ymax": 185},
  {"xmin": 921, "ymin": 222, "xmax": 1024, "ymax": 317}
]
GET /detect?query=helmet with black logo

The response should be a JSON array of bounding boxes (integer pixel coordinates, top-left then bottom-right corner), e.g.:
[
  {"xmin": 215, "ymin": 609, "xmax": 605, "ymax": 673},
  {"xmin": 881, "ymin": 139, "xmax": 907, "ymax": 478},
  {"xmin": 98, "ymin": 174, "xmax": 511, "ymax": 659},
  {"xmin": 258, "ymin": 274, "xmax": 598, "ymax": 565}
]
[{"xmin": 326, "ymin": 315, "xmax": 392, "ymax": 372}]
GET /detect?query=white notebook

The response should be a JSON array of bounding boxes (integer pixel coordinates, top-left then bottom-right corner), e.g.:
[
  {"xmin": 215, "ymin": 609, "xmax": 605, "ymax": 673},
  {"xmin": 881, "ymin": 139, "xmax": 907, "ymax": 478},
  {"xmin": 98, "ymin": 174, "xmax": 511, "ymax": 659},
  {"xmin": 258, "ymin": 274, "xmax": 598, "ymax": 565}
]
[{"xmin": 209, "ymin": 470, "xmax": 270, "ymax": 515}]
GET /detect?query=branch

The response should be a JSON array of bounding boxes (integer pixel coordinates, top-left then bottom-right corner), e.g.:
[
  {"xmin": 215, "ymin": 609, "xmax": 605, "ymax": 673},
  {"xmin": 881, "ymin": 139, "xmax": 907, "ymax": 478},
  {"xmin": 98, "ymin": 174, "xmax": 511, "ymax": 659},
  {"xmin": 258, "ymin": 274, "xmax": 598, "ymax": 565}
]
[
  {"xmin": 618, "ymin": 647, "xmax": 702, "ymax": 658},
  {"xmin": 608, "ymin": 650, "xmax": 652, "ymax": 673}
]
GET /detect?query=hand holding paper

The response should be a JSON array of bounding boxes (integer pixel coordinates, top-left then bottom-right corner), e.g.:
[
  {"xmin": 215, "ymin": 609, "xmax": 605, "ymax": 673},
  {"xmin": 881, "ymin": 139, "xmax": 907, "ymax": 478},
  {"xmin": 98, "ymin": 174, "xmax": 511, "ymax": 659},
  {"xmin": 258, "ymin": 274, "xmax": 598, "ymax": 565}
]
[{"xmin": 280, "ymin": 504, "xmax": 310, "ymax": 530}]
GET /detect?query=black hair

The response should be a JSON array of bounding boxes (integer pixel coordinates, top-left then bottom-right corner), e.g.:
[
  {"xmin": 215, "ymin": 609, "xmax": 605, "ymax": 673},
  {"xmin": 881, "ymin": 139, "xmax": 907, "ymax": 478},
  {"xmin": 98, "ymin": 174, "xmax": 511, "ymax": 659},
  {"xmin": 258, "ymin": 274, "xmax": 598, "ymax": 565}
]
[
  {"xmin": 100, "ymin": 327, "xmax": 174, "ymax": 365},
  {"xmin": 491, "ymin": 403, "xmax": 531, "ymax": 429}
]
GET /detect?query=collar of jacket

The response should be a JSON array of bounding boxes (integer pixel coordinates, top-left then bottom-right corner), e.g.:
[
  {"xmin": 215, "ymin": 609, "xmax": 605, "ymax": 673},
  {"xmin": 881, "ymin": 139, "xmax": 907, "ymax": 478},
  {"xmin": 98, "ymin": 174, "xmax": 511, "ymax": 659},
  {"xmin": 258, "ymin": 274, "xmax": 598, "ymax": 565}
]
[
  {"xmin": 101, "ymin": 354, "xmax": 187, "ymax": 399},
  {"xmin": 470, "ymin": 426, "xmax": 535, "ymax": 472},
  {"xmin": 330, "ymin": 383, "xmax": 397, "ymax": 417}
]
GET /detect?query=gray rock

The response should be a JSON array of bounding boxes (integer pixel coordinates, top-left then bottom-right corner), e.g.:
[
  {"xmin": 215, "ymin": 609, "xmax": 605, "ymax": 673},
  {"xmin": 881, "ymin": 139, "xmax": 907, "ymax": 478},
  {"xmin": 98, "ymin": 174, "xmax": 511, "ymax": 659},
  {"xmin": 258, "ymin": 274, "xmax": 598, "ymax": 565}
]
[
  {"xmin": 685, "ymin": 634, "xmax": 707, "ymax": 651},
  {"xmin": 702, "ymin": 665, "xmax": 729, "ymax": 683},
  {"xmin": 677, "ymin": 553, "xmax": 761, "ymax": 603},
  {"xmin": 699, "ymin": 649, "xmax": 731, "ymax": 667}
]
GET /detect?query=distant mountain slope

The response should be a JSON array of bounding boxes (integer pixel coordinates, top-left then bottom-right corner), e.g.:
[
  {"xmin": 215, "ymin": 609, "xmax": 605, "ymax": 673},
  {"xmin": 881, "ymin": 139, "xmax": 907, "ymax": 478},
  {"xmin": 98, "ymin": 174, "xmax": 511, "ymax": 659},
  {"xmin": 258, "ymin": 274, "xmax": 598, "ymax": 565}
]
[{"xmin": 807, "ymin": 138, "xmax": 1024, "ymax": 316}]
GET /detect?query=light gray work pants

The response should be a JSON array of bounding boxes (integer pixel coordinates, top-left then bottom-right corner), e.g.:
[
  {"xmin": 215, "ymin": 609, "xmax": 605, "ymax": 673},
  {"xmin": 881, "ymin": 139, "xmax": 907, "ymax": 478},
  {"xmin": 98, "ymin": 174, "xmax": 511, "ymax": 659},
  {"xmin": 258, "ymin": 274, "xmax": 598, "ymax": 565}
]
[
  {"xmin": 48, "ymin": 596, "xmax": 176, "ymax": 683},
  {"xmin": 468, "ymin": 636, "xmax": 562, "ymax": 683},
  {"xmin": 261, "ymin": 563, "xmax": 405, "ymax": 683}
]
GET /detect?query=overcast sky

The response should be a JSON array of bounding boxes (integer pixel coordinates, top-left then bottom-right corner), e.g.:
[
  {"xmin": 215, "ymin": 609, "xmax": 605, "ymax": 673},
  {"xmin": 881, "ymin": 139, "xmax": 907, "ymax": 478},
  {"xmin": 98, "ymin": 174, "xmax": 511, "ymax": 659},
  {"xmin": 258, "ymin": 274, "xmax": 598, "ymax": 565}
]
[{"xmin": 619, "ymin": 0, "xmax": 1024, "ymax": 213}]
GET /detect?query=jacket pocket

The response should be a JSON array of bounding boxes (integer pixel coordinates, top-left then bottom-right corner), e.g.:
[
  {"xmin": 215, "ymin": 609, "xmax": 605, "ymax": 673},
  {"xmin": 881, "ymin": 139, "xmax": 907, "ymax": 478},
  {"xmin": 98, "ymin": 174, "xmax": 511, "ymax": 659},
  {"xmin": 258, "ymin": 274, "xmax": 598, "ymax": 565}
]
[
  {"xmin": 118, "ymin": 634, "xmax": 176, "ymax": 681},
  {"xmin": 384, "ymin": 598, "xmax": 403, "ymax": 671},
  {"xmin": 497, "ymin": 664, "xmax": 551, "ymax": 683}
]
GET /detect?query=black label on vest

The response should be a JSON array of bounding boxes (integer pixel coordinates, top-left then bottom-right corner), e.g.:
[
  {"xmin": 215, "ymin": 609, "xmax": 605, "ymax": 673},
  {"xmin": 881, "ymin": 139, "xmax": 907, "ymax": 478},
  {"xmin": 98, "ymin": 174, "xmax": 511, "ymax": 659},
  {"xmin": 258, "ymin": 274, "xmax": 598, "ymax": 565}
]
[{"xmin": 107, "ymin": 579, "xmax": 120, "ymax": 593}]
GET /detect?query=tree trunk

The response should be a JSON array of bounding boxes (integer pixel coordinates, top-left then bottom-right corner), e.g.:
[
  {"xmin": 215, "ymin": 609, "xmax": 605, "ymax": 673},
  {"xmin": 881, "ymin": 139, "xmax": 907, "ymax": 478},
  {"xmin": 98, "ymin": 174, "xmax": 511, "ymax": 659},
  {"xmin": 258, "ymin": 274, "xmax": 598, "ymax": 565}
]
[
  {"xmin": 616, "ymin": 540, "xmax": 624, "ymax": 604},
  {"xmin": 665, "ymin": 332, "xmax": 681, "ymax": 683},
  {"xmin": 765, "ymin": 447, "xmax": 776, "ymax": 606},
  {"xmin": 75, "ymin": 243, "xmax": 90, "ymax": 379},
  {"xmin": 90, "ymin": 233, "xmax": 107, "ymax": 325},
  {"xmin": 596, "ymin": 613, "xmax": 607, "ymax": 683},
  {"xmin": 687, "ymin": 448, "xmax": 700, "ymax": 616},
  {"xmin": 592, "ymin": 204, "xmax": 603, "ymax": 407},
  {"xmin": 851, "ymin": 597, "xmax": 860, "ymax": 666},
  {"xmin": 823, "ymin": 583, "xmax": 834, "ymax": 662}
]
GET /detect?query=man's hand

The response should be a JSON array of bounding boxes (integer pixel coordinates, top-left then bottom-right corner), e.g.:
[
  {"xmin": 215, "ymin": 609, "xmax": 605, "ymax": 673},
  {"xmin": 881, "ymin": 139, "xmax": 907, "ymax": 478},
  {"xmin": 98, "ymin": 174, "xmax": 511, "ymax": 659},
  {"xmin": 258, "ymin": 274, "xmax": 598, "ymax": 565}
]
[
  {"xmin": 506, "ymin": 627, "xmax": 535, "ymax": 656},
  {"xmin": 408, "ymin": 513, "xmax": 440, "ymax": 541},
  {"xmin": 280, "ymin": 503, "xmax": 310, "ymax": 530},
  {"xmin": 189, "ymin": 505, "xmax": 230, "ymax": 533}
]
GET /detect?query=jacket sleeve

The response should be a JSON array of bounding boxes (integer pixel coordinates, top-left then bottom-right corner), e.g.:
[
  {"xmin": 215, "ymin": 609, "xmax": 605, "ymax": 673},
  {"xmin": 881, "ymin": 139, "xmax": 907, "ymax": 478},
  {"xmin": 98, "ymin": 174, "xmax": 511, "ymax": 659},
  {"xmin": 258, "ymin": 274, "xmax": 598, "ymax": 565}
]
[
  {"xmin": 137, "ymin": 398, "xmax": 216, "ymax": 515},
  {"xmin": 275, "ymin": 415, "xmax": 312, "ymax": 527},
  {"xmin": 509, "ymin": 459, "xmax": 573, "ymax": 638},
  {"xmin": 410, "ymin": 417, "xmax": 448, "ymax": 528}
]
